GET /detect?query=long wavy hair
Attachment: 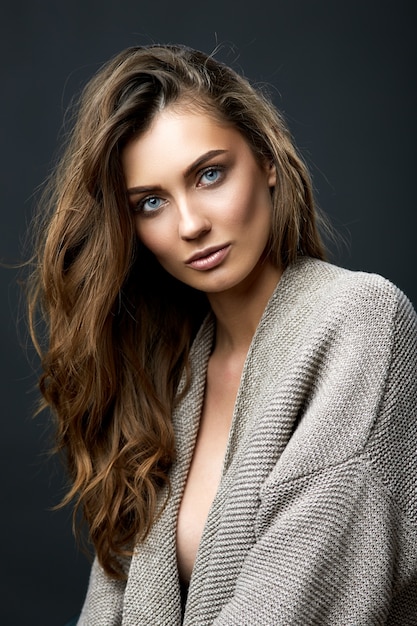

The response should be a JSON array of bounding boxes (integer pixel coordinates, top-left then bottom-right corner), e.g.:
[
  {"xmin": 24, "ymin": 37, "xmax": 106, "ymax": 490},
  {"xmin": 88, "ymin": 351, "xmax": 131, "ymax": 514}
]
[{"xmin": 27, "ymin": 44, "xmax": 326, "ymax": 578}]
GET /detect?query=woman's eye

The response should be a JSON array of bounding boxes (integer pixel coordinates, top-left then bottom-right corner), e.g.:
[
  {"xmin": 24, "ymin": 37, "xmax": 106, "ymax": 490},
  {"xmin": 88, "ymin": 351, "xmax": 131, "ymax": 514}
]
[
  {"xmin": 138, "ymin": 196, "xmax": 164, "ymax": 213},
  {"xmin": 199, "ymin": 167, "xmax": 223, "ymax": 186}
]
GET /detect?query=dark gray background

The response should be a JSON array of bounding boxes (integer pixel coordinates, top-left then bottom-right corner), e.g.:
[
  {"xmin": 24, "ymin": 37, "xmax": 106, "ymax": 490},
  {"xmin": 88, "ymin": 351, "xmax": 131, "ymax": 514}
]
[{"xmin": 1, "ymin": 1, "xmax": 415, "ymax": 624}]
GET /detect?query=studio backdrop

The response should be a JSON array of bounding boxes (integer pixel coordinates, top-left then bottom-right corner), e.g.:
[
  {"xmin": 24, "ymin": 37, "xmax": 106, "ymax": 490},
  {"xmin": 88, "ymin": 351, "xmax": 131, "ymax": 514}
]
[{"xmin": 1, "ymin": 1, "xmax": 415, "ymax": 625}]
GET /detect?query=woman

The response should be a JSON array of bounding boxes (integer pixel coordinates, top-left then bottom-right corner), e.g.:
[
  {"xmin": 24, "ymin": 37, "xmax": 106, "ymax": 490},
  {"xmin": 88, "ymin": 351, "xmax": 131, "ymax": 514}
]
[{"xmin": 28, "ymin": 45, "xmax": 417, "ymax": 624}]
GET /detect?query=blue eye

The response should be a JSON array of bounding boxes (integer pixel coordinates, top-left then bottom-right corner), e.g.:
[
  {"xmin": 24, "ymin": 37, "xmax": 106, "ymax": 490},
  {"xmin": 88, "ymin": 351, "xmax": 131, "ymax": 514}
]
[
  {"xmin": 139, "ymin": 196, "xmax": 164, "ymax": 213},
  {"xmin": 200, "ymin": 167, "xmax": 222, "ymax": 185}
]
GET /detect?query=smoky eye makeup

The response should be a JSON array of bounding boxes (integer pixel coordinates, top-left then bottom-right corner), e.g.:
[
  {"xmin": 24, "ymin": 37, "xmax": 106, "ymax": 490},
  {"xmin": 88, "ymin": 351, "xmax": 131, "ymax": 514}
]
[
  {"xmin": 197, "ymin": 164, "xmax": 226, "ymax": 187},
  {"xmin": 131, "ymin": 194, "xmax": 167, "ymax": 216},
  {"xmin": 126, "ymin": 151, "xmax": 231, "ymax": 215}
]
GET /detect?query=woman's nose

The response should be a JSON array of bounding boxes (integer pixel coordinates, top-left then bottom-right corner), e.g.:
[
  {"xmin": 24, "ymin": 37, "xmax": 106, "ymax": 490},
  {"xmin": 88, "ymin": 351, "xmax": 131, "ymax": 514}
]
[{"xmin": 177, "ymin": 198, "xmax": 212, "ymax": 241}]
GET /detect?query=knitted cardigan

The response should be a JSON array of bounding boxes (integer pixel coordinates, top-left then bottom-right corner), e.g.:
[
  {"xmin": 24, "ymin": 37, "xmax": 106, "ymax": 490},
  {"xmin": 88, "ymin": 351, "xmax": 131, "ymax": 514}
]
[{"xmin": 77, "ymin": 257, "xmax": 417, "ymax": 625}]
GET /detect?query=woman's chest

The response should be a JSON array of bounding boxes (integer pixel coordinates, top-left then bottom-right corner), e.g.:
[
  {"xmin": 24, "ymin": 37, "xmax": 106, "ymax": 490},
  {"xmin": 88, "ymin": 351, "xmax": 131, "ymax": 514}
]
[{"xmin": 175, "ymin": 357, "xmax": 244, "ymax": 584}]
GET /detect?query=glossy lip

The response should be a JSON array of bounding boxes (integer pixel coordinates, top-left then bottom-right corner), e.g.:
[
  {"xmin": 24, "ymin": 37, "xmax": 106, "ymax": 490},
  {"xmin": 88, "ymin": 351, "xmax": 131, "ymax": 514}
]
[{"xmin": 185, "ymin": 244, "xmax": 231, "ymax": 270}]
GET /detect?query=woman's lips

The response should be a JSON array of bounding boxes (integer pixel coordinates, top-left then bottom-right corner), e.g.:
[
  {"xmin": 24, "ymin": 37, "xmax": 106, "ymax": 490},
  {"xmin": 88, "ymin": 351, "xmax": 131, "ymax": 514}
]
[{"xmin": 186, "ymin": 245, "xmax": 231, "ymax": 270}]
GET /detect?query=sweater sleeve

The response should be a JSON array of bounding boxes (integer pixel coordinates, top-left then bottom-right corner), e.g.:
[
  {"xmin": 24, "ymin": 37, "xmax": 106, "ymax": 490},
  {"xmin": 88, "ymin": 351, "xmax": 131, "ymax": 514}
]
[
  {"xmin": 76, "ymin": 557, "xmax": 126, "ymax": 626},
  {"xmin": 213, "ymin": 289, "xmax": 417, "ymax": 626}
]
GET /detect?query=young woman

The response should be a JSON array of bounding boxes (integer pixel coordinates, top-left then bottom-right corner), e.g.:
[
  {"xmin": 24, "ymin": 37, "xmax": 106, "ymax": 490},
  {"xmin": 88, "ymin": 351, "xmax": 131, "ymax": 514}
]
[{"xmin": 28, "ymin": 44, "xmax": 417, "ymax": 624}]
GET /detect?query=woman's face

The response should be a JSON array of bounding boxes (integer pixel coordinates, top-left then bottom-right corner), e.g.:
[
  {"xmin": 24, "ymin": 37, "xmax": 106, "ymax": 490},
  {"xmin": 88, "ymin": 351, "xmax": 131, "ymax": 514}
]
[{"xmin": 122, "ymin": 106, "xmax": 277, "ymax": 295}]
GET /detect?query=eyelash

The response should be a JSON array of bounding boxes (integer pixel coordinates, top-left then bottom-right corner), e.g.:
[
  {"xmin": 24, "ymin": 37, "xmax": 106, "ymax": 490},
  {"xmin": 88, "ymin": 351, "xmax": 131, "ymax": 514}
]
[
  {"xmin": 198, "ymin": 165, "xmax": 225, "ymax": 186},
  {"xmin": 133, "ymin": 164, "xmax": 225, "ymax": 215}
]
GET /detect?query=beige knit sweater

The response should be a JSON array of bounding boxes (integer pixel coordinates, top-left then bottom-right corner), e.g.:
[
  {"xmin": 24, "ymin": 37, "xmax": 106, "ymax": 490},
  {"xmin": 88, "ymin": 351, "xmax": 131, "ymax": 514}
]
[{"xmin": 78, "ymin": 257, "xmax": 417, "ymax": 625}]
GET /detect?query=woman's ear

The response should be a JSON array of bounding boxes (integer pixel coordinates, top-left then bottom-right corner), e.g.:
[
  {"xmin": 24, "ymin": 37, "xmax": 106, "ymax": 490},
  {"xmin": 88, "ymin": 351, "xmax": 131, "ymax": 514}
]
[{"xmin": 267, "ymin": 161, "xmax": 276, "ymax": 188}]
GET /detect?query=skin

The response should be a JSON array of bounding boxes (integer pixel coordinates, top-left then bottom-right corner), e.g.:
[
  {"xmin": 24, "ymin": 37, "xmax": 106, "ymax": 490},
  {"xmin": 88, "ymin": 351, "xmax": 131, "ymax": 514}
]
[
  {"xmin": 122, "ymin": 105, "xmax": 283, "ymax": 583},
  {"xmin": 123, "ymin": 106, "xmax": 281, "ymax": 346}
]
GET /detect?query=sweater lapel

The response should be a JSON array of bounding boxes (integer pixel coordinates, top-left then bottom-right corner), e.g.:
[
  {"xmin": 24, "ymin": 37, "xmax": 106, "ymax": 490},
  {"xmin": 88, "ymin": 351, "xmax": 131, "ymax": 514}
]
[{"xmin": 122, "ymin": 317, "xmax": 214, "ymax": 625}]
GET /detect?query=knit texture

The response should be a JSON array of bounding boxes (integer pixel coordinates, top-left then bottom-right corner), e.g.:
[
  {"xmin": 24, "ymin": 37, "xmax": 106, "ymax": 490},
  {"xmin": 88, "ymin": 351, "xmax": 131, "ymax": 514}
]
[{"xmin": 77, "ymin": 257, "xmax": 417, "ymax": 625}]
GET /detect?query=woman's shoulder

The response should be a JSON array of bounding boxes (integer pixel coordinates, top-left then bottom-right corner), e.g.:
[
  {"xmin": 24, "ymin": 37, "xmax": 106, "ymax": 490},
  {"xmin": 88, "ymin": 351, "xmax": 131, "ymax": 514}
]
[
  {"xmin": 262, "ymin": 256, "xmax": 417, "ymax": 363},
  {"xmin": 289, "ymin": 256, "xmax": 415, "ymax": 322},
  {"xmin": 295, "ymin": 256, "xmax": 404, "ymax": 296}
]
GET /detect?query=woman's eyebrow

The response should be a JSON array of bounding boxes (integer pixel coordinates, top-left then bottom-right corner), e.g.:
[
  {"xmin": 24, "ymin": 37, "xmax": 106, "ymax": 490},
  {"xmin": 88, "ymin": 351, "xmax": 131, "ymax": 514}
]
[
  {"xmin": 183, "ymin": 149, "xmax": 228, "ymax": 178},
  {"xmin": 126, "ymin": 149, "xmax": 228, "ymax": 196},
  {"xmin": 127, "ymin": 184, "xmax": 163, "ymax": 196}
]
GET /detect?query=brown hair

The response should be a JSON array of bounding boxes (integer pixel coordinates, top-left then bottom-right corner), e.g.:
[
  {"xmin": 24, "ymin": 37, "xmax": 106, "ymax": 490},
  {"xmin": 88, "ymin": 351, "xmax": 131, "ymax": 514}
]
[{"xmin": 27, "ymin": 44, "xmax": 326, "ymax": 578}]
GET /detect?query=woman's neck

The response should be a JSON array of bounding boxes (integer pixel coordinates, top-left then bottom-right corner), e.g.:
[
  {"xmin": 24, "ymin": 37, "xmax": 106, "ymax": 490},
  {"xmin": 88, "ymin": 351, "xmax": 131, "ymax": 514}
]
[{"xmin": 207, "ymin": 261, "xmax": 283, "ymax": 356}]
